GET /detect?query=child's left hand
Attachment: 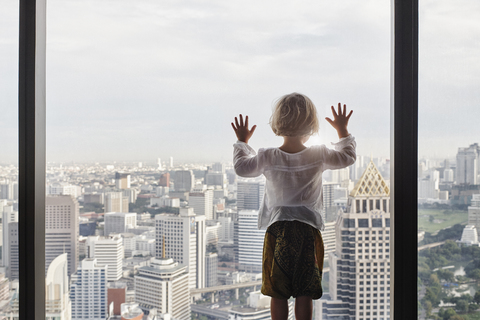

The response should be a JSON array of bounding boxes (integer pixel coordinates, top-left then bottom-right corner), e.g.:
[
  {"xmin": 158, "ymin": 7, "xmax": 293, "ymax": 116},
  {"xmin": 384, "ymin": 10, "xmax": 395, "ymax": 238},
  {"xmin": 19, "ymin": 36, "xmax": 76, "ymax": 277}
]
[{"xmin": 231, "ymin": 114, "xmax": 256, "ymax": 144}]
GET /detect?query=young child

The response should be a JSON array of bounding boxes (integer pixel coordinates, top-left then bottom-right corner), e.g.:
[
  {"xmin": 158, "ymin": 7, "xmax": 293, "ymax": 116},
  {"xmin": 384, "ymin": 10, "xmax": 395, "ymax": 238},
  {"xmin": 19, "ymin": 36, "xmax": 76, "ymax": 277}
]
[{"xmin": 231, "ymin": 93, "xmax": 356, "ymax": 320}]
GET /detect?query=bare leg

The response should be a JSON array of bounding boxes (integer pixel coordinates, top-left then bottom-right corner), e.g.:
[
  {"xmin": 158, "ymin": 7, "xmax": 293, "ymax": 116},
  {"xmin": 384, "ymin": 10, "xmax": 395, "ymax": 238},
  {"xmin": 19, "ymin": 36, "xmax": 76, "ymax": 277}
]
[
  {"xmin": 295, "ymin": 296, "xmax": 313, "ymax": 320},
  {"xmin": 271, "ymin": 297, "xmax": 289, "ymax": 320}
]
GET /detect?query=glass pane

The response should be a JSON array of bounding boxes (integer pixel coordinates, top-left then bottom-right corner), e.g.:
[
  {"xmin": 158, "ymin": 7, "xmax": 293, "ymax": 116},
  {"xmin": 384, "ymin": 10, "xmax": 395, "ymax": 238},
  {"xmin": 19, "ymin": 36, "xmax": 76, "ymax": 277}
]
[
  {"xmin": 45, "ymin": 1, "xmax": 391, "ymax": 319},
  {"xmin": 418, "ymin": 1, "xmax": 480, "ymax": 319},
  {"xmin": 0, "ymin": 0, "xmax": 19, "ymax": 316}
]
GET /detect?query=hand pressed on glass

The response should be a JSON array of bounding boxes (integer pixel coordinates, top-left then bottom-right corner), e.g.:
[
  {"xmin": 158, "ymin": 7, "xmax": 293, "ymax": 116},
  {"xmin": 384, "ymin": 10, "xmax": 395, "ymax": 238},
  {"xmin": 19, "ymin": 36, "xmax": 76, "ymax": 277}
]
[{"xmin": 231, "ymin": 114, "xmax": 257, "ymax": 144}]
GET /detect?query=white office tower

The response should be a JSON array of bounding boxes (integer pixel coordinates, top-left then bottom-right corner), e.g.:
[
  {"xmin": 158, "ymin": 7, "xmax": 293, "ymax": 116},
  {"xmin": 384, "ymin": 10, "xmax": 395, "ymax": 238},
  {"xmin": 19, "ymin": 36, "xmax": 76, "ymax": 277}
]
[
  {"xmin": 456, "ymin": 143, "xmax": 480, "ymax": 184},
  {"xmin": 158, "ymin": 158, "xmax": 163, "ymax": 170},
  {"xmin": 206, "ymin": 221, "xmax": 220, "ymax": 245},
  {"xmin": 322, "ymin": 221, "xmax": 336, "ymax": 262},
  {"xmin": 418, "ymin": 170, "xmax": 440, "ymax": 200},
  {"xmin": 317, "ymin": 160, "xmax": 391, "ymax": 320},
  {"xmin": 104, "ymin": 192, "xmax": 129, "ymax": 213},
  {"xmin": 115, "ymin": 172, "xmax": 131, "ymax": 189},
  {"xmin": 2, "ymin": 206, "xmax": 18, "ymax": 269},
  {"xmin": 468, "ymin": 194, "xmax": 480, "ymax": 236},
  {"xmin": 237, "ymin": 178, "xmax": 265, "ymax": 211},
  {"xmin": 0, "ymin": 181, "xmax": 17, "ymax": 200},
  {"xmin": 205, "ymin": 252, "xmax": 218, "ymax": 287},
  {"xmin": 86, "ymin": 235, "xmax": 124, "ymax": 281},
  {"xmin": 237, "ymin": 210, "xmax": 266, "ymax": 273},
  {"xmin": 70, "ymin": 258, "xmax": 108, "ymax": 320},
  {"xmin": 170, "ymin": 157, "xmax": 174, "ymax": 168},
  {"xmin": 135, "ymin": 257, "xmax": 190, "ymax": 319},
  {"xmin": 46, "ymin": 253, "xmax": 71, "ymax": 320},
  {"xmin": 121, "ymin": 233, "xmax": 137, "ymax": 257},
  {"xmin": 175, "ymin": 170, "xmax": 195, "ymax": 192},
  {"xmin": 219, "ymin": 216, "xmax": 234, "ymax": 243},
  {"xmin": 8, "ymin": 222, "xmax": 19, "ymax": 279},
  {"xmin": 46, "ymin": 195, "xmax": 79, "ymax": 276},
  {"xmin": 331, "ymin": 167, "xmax": 350, "ymax": 184},
  {"xmin": 444, "ymin": 168, "xmax": 454, "ymax": 182},
  {"xmin": 228, "ymin": 291, "xmax": 294, "ymax": 320},
  {"xmin": 458, "ymin": 225, "xmax": 479, "ymax": 246},
  {"xmin": 189, "ymin": 188, "xmax": 214, "ymax": 220},
  {"xmin": 104, "ymin": 212, "xmax": 137, "ymax": 236},
  {"xmin": 155, "ymin": 207, "xmax": 206, "ymax": 289}
]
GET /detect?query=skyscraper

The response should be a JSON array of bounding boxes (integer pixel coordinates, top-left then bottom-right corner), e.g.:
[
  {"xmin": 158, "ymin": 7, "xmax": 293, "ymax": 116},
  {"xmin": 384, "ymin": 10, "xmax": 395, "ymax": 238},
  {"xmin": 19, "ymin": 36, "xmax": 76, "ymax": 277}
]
[
  {"xmin": 70, "ymin": 258, "xmax": 108, "ymax": 320},
  {"xmin": 104, "ymin": 212, "xmax": 137, "ymax": 236},
  {"xmin": 189, "ymin": 188, "xmax": 214, "ymax": 220},
  {"xmin": 2, "ymin": 205, "xmax": 18, "ymax": 269},
  {"xmin": 115, "ymin": 172, "xmax": 131, "ymax": 189},
  {"xmin": 456, "ymin": 143, "xmax": 480, "ymax": 184},
  {"xmin": 205, "ymin": 252, "xmax": 218, "ymax": 287},
  {"xmin": 237, "ymin": 178, "xmax": 265, "ymax": 211},
  {"xmin": 237, "ymin": 210, "xmax": 266, "ymax": 273},
  {"xmin": 174, "ymin": 170, "xmax": 194, "ymax": 192},
  {"xmin": 8, "ymin": 222, "xmax": 18, "ymax": 279},
  {"xmin": 46, "ymin": 195, "xmax": 79, "ymax": 276},
  {"xmin": 318, "ymin": 161, "xmax": 391, "ymax": 320},
  {"xmin": 46, "ymin": 253, "xmax": 71, "ymax": 320},
  {"xmin": 86, "ymin": 235, "xmax": 124, "ymax": 282},
  {"xmin": 135, "ymin": 257, "xmax": 190, "ymax": 319},
  {"xmin": 155, "ymin": 207, "xmax": 206, "ymax": 289},
  {"xmin": 104, "ymin": 191, "xmax": 129, "ymax": 213}
]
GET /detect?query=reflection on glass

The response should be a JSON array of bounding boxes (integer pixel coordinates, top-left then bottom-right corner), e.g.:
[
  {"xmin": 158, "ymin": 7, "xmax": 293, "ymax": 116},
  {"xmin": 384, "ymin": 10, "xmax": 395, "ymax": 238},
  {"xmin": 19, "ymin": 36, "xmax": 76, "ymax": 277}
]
[{"xmin": 418, "ymin": 1, "xmax": 480, "ymax": 319}]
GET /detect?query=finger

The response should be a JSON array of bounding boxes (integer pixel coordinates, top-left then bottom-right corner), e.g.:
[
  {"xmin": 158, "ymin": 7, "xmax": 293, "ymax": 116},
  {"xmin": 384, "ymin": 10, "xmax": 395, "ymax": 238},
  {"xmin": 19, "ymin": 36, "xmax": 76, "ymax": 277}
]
[
  {"xmin": 239, "ymin": 114, "xmax": 244, "ymax": 127},
  {"xmin": 235, "ymin": 117, "xmax": 240, "ymax": 128},
  {"xmin": 231, "ymin": 122, "xmax": 237, "ymax": 132},
  {"xmin": 343, "ymin": 104, "xmax": 346, "ymax": 116},
  {"xmin": 331, "ymin": 106, "xmax": 338, "ymax": 117},
  {"xmin": 337, "ymin": 103, "xmax": 341, "ymax": 116},
  {"xmin": 245, "ymin": 115, "xmax": 249, "ymax": 128},
  {"xmin": 325, "ymin": 117, "xmax": 334, "ymax": 126},
  {"xmin": 346, "ymin": 110, "xmax": 353, "ymax": 120},
  {"xmin": 250, "ymin": 125, "xmax": 257, "ymax": 134}
]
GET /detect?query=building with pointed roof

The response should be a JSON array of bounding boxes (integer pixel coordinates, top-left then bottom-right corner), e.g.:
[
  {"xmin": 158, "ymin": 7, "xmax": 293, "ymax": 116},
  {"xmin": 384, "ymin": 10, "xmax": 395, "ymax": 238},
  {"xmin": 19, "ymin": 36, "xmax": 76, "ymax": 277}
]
[{"xmin": 316, "ymin": 160, "xmax": 391, "ymax": 320}]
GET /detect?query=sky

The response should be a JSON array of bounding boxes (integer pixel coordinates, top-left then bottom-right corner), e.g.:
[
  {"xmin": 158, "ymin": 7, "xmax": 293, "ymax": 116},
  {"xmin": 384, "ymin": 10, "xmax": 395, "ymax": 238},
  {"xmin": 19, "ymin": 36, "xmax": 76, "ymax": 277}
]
[{"xmin": 1, "ymin": 0, "xmax": 480, "ymax": 164}]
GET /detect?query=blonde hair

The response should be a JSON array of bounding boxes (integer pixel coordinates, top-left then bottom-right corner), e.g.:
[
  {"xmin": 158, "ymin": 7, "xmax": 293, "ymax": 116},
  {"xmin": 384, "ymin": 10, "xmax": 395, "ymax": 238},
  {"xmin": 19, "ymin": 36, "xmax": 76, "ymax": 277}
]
[{"xmin": 270, "ymin": 93, "xmax": 319, "ymax": 137}]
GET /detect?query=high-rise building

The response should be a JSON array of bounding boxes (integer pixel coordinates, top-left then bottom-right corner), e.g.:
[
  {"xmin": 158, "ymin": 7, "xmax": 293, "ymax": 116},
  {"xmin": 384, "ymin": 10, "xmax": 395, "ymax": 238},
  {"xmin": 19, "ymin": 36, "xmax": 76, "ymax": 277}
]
[
  {"xmin": 70, "ymin": 258, "xmax": 108, "ymax": 320},
  {"xmin": 86, "ymin": 235, "xmax": 124, "ymax": 282},
  {"xmin": 46, "ymin": 253, "xmax": 71, "ymax": 320},
  {"xmin": 155, "ymin": 207, "xmax": 206, "ymax": 289},
  {"xmin": 2, "ymin": 206, "xmax": 18, "ymax": 269},
  {"xmin": 189, "ymin": 188, "xmax": 214, "ymax": 220},
  {"xmin": 159, "ymin": 172, "xmax": 170, "ymax": 187},
  {"xmin": 212, "ymin": 162, "xmax": 225, "ymax": 173},
  {"xmin": 468, "ymin": 194, "xmax": 480, "ymax": 236},
  {"xmin": 107, "ymin": 282, "xmax": 127, "ymax": 317},
  {"xmin": 47, "ymin": 183, "xmax": 81, "ymax": 198},
  {"xmin": 46, "ymin": 195, "xmax": 79, "ymax": 276},
  {"xmin": 175, "ymin": 170, "xmax": 194, "ymax": 192},
  {"xmin": 218, "ymin": 216, "xmax": 234, "ymax": 243},
  {"xmin": 135, "ymin": 257, "xmax": 190, "ymax": 319},
  {"xmin": 237, "ymin": 178, "xmax": 265, "ymax": 211},
  {"xmin": 8, "ymin": 222, "xmax": 19, "ymax": 279},
  {"xmin": 237, "ymin": 210, "xmax": 266, "ymax": 273},
  {"xmin": 205, "ymin": 172, "xmax": 227, "ymax": 187},
  {"xmin": 0, "ymin": 181, "xmax": 17, "ymax": 200},
  {"xmin": 456, "ymin": 143, "xmax": 480, "ymax": 184},
  {"xmin": 104, "ymin": 191, "xmax": 129, "ymax": 213},
  {"xmin": 104, "ymin": 212, "xmax": 137, "ymax": 236},
  {"xmin": 115, "ymin": 172, "xmax": 131, "ymax": 189},
  {"xmin": 205, "ymin": 252, "xmax": 218, "ymax": 287},
  {"xmin": 317, "ymin": 160, "xmax": 391, "ymax": 320}
]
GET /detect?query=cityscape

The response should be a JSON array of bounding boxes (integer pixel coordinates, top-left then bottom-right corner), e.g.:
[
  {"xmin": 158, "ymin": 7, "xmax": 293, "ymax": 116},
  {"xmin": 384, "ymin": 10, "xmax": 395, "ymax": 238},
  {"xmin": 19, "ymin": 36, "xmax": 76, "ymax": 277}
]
[{"xmin": 0, "ymin": 142, "xmax": 478, "ymax": 320}]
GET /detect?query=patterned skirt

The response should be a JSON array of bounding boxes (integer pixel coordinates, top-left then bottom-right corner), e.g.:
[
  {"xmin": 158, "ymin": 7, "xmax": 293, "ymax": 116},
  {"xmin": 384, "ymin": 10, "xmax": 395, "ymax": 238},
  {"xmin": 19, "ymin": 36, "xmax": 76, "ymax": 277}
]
[{"xmin": 261, "ymin": 220, "xmax": 324, "ymax": 300}]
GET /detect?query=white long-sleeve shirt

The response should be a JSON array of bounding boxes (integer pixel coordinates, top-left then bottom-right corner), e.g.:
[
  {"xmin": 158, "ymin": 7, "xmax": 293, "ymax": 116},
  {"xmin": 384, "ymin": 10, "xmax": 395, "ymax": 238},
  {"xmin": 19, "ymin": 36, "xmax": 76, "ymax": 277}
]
[{"xmin": 233, "ymin": 134, "xmax": 356, "ymax": 230}]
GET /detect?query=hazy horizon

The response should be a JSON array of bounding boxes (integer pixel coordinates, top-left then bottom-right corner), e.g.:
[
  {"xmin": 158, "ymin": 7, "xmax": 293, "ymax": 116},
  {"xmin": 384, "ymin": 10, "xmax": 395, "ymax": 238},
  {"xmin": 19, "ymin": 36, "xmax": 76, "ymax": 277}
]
[{"xmin": 2, "ymin": 0, "xmax": 480, "ymax": 163}]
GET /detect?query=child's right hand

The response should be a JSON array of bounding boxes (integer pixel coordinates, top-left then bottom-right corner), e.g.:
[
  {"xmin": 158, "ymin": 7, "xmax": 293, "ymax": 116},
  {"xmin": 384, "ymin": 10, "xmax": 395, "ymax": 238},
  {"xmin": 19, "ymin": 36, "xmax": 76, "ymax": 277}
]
[
  {"xmin": 231, "ymin": 114, "xmax": 256, "ymax": 144},
  {"xmin": 325, "ymin": 103, "xmax": 353, "ymax": 139}
]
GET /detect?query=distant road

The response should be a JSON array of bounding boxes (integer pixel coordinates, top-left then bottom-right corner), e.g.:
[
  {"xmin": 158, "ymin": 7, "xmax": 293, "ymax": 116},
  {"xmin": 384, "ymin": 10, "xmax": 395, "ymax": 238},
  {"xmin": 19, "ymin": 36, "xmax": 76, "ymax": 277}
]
[
  {"xmin": 418, "ymin": 241, "xmax": 446, "ymax": 251},
  {"xmin": 191, "ymin": 304, "xmax": 229, "ymax": 320},
  {"xmin": 191, "ymin": 281, "xmax": 262, "ymax": 294}
]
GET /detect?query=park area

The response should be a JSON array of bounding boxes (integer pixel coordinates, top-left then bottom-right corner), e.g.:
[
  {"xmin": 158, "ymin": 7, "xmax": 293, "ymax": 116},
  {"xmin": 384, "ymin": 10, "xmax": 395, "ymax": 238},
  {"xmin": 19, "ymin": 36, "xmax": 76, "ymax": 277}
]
[{"xmin": 418, "ymin": 208, "xmax": 468, "ymax": 234}]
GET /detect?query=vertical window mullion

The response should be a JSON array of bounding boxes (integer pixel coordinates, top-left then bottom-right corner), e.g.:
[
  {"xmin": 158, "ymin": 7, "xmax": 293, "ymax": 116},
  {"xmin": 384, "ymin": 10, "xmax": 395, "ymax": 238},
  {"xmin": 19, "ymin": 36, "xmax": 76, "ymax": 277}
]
[{"xmin": 18, "ymin": 0, "xmax": 46, "ymax": 319}]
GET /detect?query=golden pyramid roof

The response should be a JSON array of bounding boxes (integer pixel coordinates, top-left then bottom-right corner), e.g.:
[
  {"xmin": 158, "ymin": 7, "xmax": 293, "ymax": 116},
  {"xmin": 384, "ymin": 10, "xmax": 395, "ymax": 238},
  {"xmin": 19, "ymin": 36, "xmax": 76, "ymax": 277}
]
[{"xmin": 350, "ymin": 160, "xmax": 390, "ymax": 197}]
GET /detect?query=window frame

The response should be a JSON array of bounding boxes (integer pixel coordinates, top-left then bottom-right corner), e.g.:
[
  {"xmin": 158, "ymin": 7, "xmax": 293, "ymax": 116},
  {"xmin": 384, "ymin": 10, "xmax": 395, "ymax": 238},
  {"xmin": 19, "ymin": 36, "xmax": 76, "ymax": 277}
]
[{"xmin": 17, "ymin": 0, "xmax": 418, "ymax": 318}]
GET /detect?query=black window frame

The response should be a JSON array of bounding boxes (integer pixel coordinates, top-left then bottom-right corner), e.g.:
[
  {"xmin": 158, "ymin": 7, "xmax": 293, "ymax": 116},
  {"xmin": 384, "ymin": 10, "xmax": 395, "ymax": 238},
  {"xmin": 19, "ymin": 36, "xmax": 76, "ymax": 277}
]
[{"xmin": 17, "ymin": 0, "xmax": 418, "ymax": 318}]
